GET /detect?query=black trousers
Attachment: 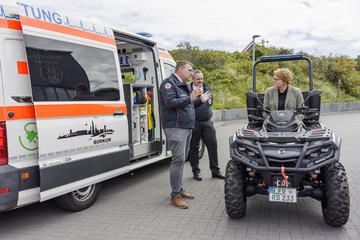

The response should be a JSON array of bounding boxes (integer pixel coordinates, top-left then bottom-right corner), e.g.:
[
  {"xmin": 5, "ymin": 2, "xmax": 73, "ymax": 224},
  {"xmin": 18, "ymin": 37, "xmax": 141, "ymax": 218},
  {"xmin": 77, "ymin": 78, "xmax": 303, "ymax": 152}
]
[{"xmin": 189, "ymin": 119, "xmax": 220, "ymax": 174}]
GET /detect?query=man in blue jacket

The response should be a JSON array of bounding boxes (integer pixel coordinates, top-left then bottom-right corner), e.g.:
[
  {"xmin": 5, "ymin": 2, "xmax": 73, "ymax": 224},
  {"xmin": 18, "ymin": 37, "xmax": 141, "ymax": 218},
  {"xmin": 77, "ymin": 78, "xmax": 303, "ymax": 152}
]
[
  {"xmin": 188, "ymin": 70, "xmax": 225, "ymax": 181},
  {"xmin": 159, "ymin": 61, "xmax": 211, "ymax": 209}
]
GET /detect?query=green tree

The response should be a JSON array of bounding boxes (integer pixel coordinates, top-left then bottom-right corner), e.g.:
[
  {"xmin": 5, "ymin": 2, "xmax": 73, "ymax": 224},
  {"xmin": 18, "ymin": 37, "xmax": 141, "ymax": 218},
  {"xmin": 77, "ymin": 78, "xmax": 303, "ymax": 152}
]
[
  {"xmin": 167, "ymin": 41, "xmax": 360, "ymax": 109},
  {"xmin": 355, "ymin": 55, "xmax": 360, "ymax": 72}
]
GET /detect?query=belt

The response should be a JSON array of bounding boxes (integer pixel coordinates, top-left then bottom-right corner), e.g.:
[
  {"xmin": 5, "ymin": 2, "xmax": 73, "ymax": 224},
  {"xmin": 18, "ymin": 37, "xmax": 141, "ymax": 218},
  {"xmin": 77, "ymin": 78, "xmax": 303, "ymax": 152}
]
[{"xmin": 196, "ymin": 119, "xmax": 210, "ymax": 122}]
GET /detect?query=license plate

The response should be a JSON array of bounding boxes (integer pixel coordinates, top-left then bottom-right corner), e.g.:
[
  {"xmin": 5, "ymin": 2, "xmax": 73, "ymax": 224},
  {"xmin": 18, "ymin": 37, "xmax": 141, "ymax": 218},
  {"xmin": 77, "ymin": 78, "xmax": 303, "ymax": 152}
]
[{"xmin": 269, "ymin": 187, "xmax": 297, "ymax": 203}]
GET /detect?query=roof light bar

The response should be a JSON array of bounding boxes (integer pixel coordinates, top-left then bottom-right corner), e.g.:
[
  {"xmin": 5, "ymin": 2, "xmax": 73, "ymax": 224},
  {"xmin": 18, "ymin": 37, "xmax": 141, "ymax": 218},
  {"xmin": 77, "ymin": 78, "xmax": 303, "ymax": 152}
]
[{"xmin": 260, "ymin": 54, "xmax": 304, "ymax": 60}]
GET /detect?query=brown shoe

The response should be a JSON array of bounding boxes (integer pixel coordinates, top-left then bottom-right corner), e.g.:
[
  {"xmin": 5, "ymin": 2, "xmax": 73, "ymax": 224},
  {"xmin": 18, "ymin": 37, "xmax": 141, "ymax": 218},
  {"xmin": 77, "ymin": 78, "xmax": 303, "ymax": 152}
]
[
  {"xmin": 181, "ymin": 191, "xmax": 195, "ymax": 199},
  {"xmin": 171, "ymin": 196, "xmax": 188, "ymax": 209}
]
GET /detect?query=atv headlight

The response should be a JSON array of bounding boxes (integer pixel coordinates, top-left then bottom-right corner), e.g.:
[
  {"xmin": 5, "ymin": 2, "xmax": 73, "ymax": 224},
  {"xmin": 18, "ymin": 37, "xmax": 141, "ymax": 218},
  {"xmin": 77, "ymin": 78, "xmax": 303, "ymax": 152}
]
[
  {"xmin": 248, "ymin": 152, "xmax": 256, "ymax": 157},
  {"xmin": 236, "ymin": 145, "xmax": 246, "ymax": 152},
  {"xmin": 321, "ymin": 147, "xmax": 329, "ymax": 153}
]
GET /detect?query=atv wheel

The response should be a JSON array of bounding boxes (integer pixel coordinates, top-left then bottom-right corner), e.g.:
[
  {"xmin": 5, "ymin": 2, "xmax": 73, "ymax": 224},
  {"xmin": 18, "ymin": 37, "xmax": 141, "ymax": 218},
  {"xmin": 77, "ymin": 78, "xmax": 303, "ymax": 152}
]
[
  {"xmin": 321, "ymin": 162, "xmax": 350, "ymax": 227},
  {"xmin": 55, "ymin": 183, "xmax": 102, "ymax": 212},
  {"xmin": 224, "ymin": 159, "xmax": 246, "ymax": 218}
]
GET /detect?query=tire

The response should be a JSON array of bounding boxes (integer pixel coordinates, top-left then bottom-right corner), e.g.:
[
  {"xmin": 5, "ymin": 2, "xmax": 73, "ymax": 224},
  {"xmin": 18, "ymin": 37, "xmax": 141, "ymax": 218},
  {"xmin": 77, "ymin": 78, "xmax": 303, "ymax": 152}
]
[
  {"xmin": 321, "ymin": 162, "xmax": 350, "ymax": 227},
  {"xmin": 198, "ymin": 137, "xmax": 205, "ymax": 160},
  {"xmin": 224, "ymin": 159, "xmax": 247, "ymax": 218},
  {"xmin": 55, "ymin": 183, "xmax": 102, "ymax": 212},
  {"xmin": 186, "ymin": 137, "xmax": 205, "ymax": 161}
]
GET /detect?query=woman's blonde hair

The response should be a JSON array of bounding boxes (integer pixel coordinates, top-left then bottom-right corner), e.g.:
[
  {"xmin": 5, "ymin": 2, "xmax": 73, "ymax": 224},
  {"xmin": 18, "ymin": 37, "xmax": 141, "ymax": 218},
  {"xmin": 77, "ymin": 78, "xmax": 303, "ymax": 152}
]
[{"xmin": 274, "ymin": 68, "xmax": 293, "ymax": 84}]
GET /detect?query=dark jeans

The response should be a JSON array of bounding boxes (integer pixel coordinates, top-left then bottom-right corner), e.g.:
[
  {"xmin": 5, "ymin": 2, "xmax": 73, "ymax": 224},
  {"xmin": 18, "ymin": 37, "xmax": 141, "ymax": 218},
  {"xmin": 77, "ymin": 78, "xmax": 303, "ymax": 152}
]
[{"xmin": 188, "ymin": 120, "xmax": 220, "ymax": 174}]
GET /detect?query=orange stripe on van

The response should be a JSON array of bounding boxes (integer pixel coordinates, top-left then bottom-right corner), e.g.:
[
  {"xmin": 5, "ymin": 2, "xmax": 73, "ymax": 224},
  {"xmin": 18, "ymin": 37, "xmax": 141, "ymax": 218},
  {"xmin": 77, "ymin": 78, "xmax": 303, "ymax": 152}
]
[
  {"xmin": 20, "ymin": 16, "xmax": 115, "ymax": 46},
  {"xmin": 159, "ymin": 51, "xmax": 173, "ymax": 60},
  {"xmin": 0, "ymin": 18, "xmax": 22, "ymax": 30},
  {"xmin": 6, "ymin": 106, "xmax": 36, "ymax": 120},
  {"xmin": 35, "ymin": 103, "xmax": 127, "ymax": 118},
  {"xmin": 0, "ymin": 107, "xmax": 5, "ymax": 121},
  {"xmin": 17, "ymin": 61, "xmax": 29, "ymax": 74}
]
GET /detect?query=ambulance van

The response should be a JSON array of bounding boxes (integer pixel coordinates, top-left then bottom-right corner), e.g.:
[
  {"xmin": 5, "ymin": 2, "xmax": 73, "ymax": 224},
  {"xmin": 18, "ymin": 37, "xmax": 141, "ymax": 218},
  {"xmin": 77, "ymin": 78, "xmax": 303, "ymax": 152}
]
[{"xmin": 0, "ymin": 2, "xmax": 179, "ymax": 211}]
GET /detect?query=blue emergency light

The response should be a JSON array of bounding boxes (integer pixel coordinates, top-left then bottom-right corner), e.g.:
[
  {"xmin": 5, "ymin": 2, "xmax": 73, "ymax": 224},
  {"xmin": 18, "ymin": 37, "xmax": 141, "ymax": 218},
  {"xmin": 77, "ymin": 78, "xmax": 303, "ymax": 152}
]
[
  {"xmin": 260, "ymin": 54, "xmax": 304, "ymax": 60},
  {"xmin": 137, "ymin": 32, "xmax": 153, "ymax": 38}
]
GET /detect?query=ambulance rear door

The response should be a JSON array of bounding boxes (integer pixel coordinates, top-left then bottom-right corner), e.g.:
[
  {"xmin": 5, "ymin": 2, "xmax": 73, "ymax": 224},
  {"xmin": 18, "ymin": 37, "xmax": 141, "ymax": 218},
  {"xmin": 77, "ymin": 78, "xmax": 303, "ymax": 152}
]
[
  {"xmin": 17, "ymin": 3, "xmax": 129, "ymax": 201},
  {"xmin": 157, "ymin": 44, "xmax": 176, "ymax": 155}
]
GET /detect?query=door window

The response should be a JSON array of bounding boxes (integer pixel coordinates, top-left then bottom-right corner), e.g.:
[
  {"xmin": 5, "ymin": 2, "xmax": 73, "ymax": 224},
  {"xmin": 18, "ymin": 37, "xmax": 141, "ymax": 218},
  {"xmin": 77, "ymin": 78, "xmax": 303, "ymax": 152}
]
[
  {"xmin": 163, "ymin": 63, "xmax": 175, "ymax": 79},
  {"xmin": 23, "ymin": 35, "xmax": 120, "ymax": 101}
]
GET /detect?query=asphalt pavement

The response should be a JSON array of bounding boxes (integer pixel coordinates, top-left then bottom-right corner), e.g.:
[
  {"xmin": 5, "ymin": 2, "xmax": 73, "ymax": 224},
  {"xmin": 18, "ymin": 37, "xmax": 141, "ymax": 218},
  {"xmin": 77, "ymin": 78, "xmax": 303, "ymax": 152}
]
[{"xmin": 0, "ymin": 111, "xmax": 359, "ymax": 240}]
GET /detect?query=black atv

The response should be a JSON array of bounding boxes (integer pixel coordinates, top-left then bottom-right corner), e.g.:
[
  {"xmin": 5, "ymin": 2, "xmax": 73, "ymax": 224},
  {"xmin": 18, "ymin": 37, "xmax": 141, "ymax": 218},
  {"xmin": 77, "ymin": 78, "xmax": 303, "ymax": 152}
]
[{"xmin": 224, "ymin": 54, "xmax": 350, "ymax": 227}]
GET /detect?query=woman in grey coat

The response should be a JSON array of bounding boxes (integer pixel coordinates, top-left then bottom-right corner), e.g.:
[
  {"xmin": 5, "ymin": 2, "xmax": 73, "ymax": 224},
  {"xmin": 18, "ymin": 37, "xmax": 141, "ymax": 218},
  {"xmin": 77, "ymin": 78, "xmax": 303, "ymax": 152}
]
[{"xmin": 263, "ymin": 68, "xmax": 304, "ymax": 121}]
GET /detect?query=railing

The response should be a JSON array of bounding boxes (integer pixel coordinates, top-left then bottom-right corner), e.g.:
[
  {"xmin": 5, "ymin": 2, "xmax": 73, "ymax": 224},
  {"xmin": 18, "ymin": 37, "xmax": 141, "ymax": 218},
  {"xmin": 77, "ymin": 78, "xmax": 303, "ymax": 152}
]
[{"xmin": 211, "ymin": 102, "xmax": 360, "ymax": 123}]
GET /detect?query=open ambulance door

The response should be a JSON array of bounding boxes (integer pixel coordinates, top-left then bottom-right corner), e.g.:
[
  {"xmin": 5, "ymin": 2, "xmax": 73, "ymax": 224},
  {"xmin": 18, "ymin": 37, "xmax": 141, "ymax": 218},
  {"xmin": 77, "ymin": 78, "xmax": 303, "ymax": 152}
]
[
  {"xmin": 157, "ymin": 45, "xmax": 176, "ymax": 156},
  {"xmin": 17, "ymin": 3, "xmax": 130, "ymax": 206}
]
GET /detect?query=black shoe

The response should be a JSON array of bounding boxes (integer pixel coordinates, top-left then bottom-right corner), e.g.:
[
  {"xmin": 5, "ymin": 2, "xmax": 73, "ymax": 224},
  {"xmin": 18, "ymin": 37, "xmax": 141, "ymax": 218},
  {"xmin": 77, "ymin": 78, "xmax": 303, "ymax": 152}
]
[
  {"xmin": 212, "ymin": 172, "xmax": 225, "ymax": 179},
  {"xmin": 194, "ymin": 173, "xmax": 202, "ymax": 181}
]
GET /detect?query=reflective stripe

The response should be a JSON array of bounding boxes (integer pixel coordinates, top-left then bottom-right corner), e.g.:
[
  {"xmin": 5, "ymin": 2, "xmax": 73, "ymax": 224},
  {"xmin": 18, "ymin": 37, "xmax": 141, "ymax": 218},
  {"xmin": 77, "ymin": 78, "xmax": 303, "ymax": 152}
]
[
  {"xmin": 5, "ymin": 106, "xmax": 35, "ymax": 120},
  {"xmin": 20, "ymin": 16, "xmax": 115, "ymax": 46},
  {"xmin": 3, "ymin": 103, "xmax": 127, "ymax": 120},
  {"xmin": 0, "ymin": 107, "xmax": 5, "ymax": 121},
  {"xmin": 159, "ymin": 51, "xmax": 173, "ymax": 60},
  {"xmin": 0, "ymin": 18, "xmax": 22, "ymax": 30},
  {"xmin": 17, "ymin": 61, "xmax": 29, "ymax": 74},
  {"xmin": 35, "ymin": 103, "xmax": 127, "ymax": 118}
]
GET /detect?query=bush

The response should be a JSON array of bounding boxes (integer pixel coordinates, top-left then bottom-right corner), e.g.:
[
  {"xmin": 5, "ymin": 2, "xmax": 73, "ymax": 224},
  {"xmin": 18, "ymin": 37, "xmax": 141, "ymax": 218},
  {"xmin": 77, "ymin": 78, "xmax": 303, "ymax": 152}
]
[{"xmin": 167, "ymin": 42, "xmax": 360, "ymax": 109}]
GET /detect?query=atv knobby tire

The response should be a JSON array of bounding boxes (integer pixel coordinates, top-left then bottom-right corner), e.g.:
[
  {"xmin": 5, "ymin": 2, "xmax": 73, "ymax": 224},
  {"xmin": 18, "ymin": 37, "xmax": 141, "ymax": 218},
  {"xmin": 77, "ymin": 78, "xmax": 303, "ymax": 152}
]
[
  {"xmin": 224, "ymin": 159, "xmax": 246, "ymax": 218},
  {"xmin": 322, "ymin": 162, "xmax": 350, "ymax": 227}
]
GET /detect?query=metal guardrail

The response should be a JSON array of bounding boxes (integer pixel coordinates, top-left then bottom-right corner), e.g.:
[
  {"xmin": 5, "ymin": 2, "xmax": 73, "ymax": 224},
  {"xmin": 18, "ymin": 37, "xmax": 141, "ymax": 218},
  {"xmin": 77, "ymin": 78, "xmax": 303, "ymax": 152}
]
[{"xmin": 211, "ymin": 102, "xmax": 360, "ymax": 123}]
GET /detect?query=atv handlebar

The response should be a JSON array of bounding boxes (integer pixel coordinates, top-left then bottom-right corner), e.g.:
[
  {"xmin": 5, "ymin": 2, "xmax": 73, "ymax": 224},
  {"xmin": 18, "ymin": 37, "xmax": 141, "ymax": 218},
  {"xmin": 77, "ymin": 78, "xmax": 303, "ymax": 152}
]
[
  {"xmin": 247, "ymin": 106, "xmax": 319, "ymax": 121},
  {"xmin": 295, "ymin": 106, "xmax": 319, "ymax": 115}
]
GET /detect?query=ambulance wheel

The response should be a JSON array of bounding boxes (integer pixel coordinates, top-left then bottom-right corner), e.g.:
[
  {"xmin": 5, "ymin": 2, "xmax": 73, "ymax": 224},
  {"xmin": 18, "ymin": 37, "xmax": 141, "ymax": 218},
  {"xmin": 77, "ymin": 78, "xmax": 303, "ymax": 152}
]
[
  {"xmin": 198, "ymin": 137, "xmax": 205, "ymax": 159},
  {"xmin": 55, "ymin": 183, "xmax": 102, "ymax": 212},
  {"xmin": 224, "ymin": 159, "xmax": 247, "ymax": 218},
  {"xmin": 321, "ymin": 162, "xmax": 350, "ymax": 227}
]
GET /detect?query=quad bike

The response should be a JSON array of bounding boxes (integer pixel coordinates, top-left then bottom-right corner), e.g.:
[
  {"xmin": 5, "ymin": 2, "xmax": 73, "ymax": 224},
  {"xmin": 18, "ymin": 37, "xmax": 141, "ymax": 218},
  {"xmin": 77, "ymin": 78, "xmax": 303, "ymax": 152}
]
[{"xmin": 224, "ymin": 54, "xmax": 350, "ymax": 227}]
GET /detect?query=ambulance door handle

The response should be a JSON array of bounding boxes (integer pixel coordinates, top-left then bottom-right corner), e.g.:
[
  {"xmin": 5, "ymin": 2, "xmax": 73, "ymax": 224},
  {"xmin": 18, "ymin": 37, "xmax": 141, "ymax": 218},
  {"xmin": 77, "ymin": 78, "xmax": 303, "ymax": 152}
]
[{"xmin": 113, "ymin": 109, "xmax": 125, "ymax": 116}]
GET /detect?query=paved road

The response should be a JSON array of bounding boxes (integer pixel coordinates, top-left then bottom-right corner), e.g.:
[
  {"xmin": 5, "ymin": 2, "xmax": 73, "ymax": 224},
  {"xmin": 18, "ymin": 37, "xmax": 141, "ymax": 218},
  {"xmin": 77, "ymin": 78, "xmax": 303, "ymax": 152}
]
[{"xmin": 1, "ymin": 112, "xmax": 359, "ymax": 240}]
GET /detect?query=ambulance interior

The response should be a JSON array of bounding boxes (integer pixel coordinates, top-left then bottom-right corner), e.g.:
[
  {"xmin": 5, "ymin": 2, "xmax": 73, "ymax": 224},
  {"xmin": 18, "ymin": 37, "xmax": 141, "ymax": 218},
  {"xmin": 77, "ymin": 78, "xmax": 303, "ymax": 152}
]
[{"xmin": 115, "ymin": 41, "xmax": 161, "ymax": 162}]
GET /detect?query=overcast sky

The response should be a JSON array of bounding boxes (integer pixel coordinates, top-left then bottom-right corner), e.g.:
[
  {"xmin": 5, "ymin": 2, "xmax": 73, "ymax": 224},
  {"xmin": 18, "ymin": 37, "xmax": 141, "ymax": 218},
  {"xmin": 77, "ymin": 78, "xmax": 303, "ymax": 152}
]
[{"xmin": 3, "ymin": 0, "xmax": 360, "ymax": 58}]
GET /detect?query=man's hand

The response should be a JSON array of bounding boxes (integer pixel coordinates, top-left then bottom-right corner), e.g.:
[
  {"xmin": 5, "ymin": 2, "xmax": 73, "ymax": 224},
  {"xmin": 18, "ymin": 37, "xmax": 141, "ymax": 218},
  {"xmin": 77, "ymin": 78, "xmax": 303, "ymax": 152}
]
[
  {"xmin": 200, "ymin": 90, "xmax": 212, "ymax": 102},
  {"xmin": 190, "ymin": 86, "xmax": 200, "ymax": 102}
]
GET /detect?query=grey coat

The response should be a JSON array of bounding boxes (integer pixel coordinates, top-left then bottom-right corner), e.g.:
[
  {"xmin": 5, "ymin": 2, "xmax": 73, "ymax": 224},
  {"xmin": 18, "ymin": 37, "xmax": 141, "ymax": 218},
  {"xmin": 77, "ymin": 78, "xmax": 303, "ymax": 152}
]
[{"xmin": 263, "ymin": 85, "xmax": 304, "ymax": 121}]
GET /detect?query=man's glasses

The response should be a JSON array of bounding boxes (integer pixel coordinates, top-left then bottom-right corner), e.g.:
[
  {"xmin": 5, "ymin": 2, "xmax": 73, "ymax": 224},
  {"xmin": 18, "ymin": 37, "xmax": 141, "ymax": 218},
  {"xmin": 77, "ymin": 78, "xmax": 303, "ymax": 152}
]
[{"xmin": 183, "ymin": 67, "xmax": 194, "ymax": 74}]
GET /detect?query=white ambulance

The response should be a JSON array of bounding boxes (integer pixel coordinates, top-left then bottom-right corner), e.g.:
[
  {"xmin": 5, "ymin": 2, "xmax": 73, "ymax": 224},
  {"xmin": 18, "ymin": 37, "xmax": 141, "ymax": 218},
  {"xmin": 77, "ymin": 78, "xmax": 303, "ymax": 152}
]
[{"xmin": 0, "ymin": 2, "xmax": 183, "ymax": 211}]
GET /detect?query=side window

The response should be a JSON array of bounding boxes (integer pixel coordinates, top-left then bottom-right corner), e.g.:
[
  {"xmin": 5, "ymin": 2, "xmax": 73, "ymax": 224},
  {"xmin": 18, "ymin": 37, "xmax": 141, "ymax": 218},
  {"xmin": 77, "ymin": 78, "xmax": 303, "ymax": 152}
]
[
  {"xmin": 23, "ymin": 35, "xmax": 120, "ymax": 101},
  {"xmin": 163, "ymin": 63, "xmax": 175, "ymax": 79}
]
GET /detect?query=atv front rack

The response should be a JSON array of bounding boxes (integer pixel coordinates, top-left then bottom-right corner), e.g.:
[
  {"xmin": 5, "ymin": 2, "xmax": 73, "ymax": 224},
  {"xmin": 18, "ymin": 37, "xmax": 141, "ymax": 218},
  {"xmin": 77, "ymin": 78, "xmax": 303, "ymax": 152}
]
[
  {"xmin": 237, "ymin": 128, "xmax": 332, "ymax": 143},
  {"xmin": 229, "ymin": 128, "xmax": 341, "ymax": 186}
]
